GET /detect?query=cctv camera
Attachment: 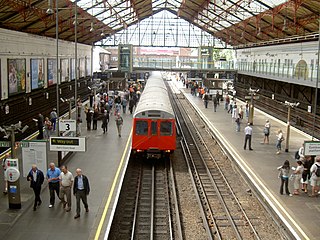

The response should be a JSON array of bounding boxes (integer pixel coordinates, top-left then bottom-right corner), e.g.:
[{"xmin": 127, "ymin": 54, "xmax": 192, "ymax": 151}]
[{"xmin": 21, "ymin": 125, "xmax": 29, "ymax": 133}]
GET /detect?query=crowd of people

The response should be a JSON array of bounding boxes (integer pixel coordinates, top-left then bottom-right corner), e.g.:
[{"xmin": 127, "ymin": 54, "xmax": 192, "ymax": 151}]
[
  {"xmin": 27, "ymin": 162, "xmax": 90, "ymax": 219},
  {"xmin": 188, "ymin": 81, "xmax": 320, "ymax": 198}
]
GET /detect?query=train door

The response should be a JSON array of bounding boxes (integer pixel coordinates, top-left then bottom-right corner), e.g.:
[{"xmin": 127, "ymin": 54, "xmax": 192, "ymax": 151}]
[{"xmin": 149, "ymin": 120, "xmax": 159, "ymax": 149}]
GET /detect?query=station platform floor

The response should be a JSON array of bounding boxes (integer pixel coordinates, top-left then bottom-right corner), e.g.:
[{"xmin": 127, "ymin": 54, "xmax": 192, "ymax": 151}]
[
  {"xmin": 0, "ymin": 110, "xmax": 132, "ymax": 240},
  {"xmin": 170, "ymin": 80, "xmax": 319, "ymax": 240}
]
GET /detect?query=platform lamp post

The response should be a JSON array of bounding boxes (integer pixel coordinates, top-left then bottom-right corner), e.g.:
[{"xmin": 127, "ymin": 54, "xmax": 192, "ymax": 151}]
[
  {"xmin": 46, "ymin": 0, "xmax": 60, "ymax": 135},
  {"xmin": 247, "ymin": 88, "xmax": 259, "ymax": 125},
  {"xmin": 311, "ymin": 18, "xmax": 320, "ymax": 140},
  {"xmin": 284, "ymin": 101, "xmax": 300, "ymax": 152},
  {"xmin": 74, "ymin": 2, "xmax": 78, "ymax": 136}
]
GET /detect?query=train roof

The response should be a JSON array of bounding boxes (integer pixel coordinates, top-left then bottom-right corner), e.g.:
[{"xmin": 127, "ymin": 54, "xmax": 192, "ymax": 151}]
[{"xmin": 133, "ymin": 72, "xmax": 175, "ymax": 119}]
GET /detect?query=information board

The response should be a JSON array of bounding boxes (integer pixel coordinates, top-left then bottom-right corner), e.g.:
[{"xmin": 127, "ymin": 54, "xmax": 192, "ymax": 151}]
[
  {"xmin": 50, "ymin": 137, "xmax": 86, "ymax": 152},
  {"xmin": 304, "ymin": 141, "xmax": 320, "ymax": 156},
  {"xmin": 22, "ymin": 141, "xmax": 47, "ymax": 177}
]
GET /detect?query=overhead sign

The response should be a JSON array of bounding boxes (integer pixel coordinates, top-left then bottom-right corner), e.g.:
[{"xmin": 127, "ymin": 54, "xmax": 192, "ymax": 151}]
[
  {"xmin": 59, "ymin": 119, "xmax": 76, "ymax": 132},
  {"xmin": 0, "ymin": 141, "xmax": 11, "ymax": 147},
  {"xmin": 22, "ymin": 140, "xmax": 47, "ymax": 177},
  {"xmin": 49, "ymin": 137, "xmax": 86, "ymax": 152},
  {"xmin": 245, "ymin": 96, "xmax": 260, "ymax": 100},
  {"xmin": 304, "ymin": 141, "xmax": 320, "ymax": 156}
]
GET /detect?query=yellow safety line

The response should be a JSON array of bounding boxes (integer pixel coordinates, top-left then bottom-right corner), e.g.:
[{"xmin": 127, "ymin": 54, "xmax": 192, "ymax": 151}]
[{"xmin": 94, "ymin": 130, "xmax": 132, "ymax": 240}]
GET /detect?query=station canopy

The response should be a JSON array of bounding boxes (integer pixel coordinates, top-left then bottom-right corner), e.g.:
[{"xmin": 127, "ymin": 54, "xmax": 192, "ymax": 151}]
[{"xmin": 0, "ymin": 0, "xmax": 319, "ymax": 47}]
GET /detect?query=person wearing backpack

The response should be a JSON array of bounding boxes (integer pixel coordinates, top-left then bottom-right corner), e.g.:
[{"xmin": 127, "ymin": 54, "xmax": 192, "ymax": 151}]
[
  {"xmin": 276, "ymin": 129, "xmax": 284, "ymax": 155},
  {"xmin": 309, "ymin": 156, "xmax": 320, "ymax": 197}
]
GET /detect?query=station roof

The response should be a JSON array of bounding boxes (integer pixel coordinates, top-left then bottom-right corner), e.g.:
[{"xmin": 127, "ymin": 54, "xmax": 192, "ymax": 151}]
[{"xmin": 0, "ymin": 0, "xmax": 319, "ymax": 47}]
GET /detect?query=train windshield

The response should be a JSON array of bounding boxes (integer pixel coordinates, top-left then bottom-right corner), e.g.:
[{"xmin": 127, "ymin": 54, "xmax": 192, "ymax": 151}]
[
  {"xmin": 135, "ymin": 121, "xmax": 148, "ymax": 135},
  {"xmin": 160, "ymin": 121, "xmax": 172, "ymax": 136}
]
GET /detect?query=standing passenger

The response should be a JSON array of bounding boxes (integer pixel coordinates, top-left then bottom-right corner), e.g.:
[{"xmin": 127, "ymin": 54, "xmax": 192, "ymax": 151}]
[
  {"xmin": 292, "ymin": 161, "xmax": 304, "ymax": 195},
  {"xmin": 276, "ymin": 129, "xmax": 284, "ymax": 154},
  {"xmin": 50, "ymin": 108, "xmax": 58, "ymax": 131},
  {"xmin": 203, "ymin": 92, "xmax": 209, "ymax": 108},
  {"xmin": 277, "ymin": 160, "xmax": 292, "ymax": 196},
  {"xmin": 27, "ymin": 164, "xmax": 44, "ymax": 211},
  {"xmin": 86, "ymin": 110, "xmax": 92, "ymax": 131},
  {"xmin": 263, "ymin": 119, "xmax": 271, "ymax": 144},
  {"xmin": 309, "ymin": 156, "xmax": 320, "ymax": 197},
  {"xmin": 243, "ymin": 123, "xmax": 253, "ymax": 150},
  {"xmin": 115, "ymin": 113, "xmax": 124, "ymax": 137},
  {"xmin": 122, "ymin": 98, "xmax": 127, "ymax": 114},
  {"xmin": 102, "ymin": 110, "xmax": 109, "ymax": 134},
  {"xmin": 73, "ymin": 168, "xmax": 90, "ymax": 219},
  {"xmin": 44, "ymin": 117, "xmax": 52, "ymax": 139},
  {"xmin": 47, "ymin": 163, "xmax": 61, "ymax": 208},
  {"xmin": 92, "ymin": 108, "xmax": 99, "ymax": 130},
  {"xmin": 37, "ymin": 113, "xmax": 44, "ymax": 140},
  {"xmin": 59, "ymin": 165, "xmax": 73, "ymax": 212}
]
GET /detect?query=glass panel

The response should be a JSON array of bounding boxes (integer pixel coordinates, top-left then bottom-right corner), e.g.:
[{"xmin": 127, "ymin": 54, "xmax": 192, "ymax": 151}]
[
  {"xmin": 135, "ymin": 121, "xmax": 148, "ymax": 135},
  {"xmin": 160, "ymin": 121, "xmax": 172, "ymax": 136},
  {"xmin": 151, "ymin": 121, "xmax": 157, "ymax": 136}
]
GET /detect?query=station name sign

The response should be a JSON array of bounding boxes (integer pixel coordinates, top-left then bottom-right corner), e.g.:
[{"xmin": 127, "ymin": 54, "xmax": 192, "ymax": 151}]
[{"xmin": 50, "ymin": 137, "xmax": 86, "ymax": 152}]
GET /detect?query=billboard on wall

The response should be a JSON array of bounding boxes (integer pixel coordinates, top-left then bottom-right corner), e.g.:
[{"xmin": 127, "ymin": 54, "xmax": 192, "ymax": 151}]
[
  {"xmin": 8, "ymin": 59, "xmax": 26, "ymax": 95},
  {"xmin": 61, "ymin": 59, "xmax": 69, "ymax": 82},
  {"xmin": 70, "ymin": 58, "xmax": 75, "ymax": 81},
  {"xmin": 47, "ymin": 59, "xmax": 57, "ymax": 86},
  {"xmin": 30, "ymin": 59, "xmax": 44, "ymax": 90},
  {"xmin": 85, "ymin": 57, "xmax": 91, "ymax": 76},
  {"xmin": 79, "ymin": 58, "xmax": 85, "ymax": 78}
]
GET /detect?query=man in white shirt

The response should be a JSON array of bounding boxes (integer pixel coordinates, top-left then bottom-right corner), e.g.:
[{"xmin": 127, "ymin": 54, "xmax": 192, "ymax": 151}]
[
  {"xmin": 59, "ymin": 165, "xmax": 74, "ymax": 212},
  {"xmin": 310, "ymin": 156, "xmax": 320, "ymax": 197},
  {"xmin": 244, "ymin": 123, "xmax": 253, "ymax": 151}
]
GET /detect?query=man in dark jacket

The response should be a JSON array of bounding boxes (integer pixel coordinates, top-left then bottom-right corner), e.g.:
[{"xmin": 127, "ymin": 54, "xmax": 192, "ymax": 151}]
[
  {"xmin": 37, "ymin": 113, "xmax": 44, "ymax": 139},
  {"xmin": 102, "ymin": 110, "xmax": 109, "ymax": 133},
  {"xmin": 27, "ymin": 164, "xmax": 44, "ymax": 211},
  {"xmin": 73, "ymin": 168, "xmax": 90, "ymax": 219}
]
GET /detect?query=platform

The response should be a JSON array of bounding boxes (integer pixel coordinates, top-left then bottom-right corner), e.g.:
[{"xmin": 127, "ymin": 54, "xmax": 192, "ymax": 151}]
[
  {"xmin": 170, "ymin": 80, "xmax": 319, "ymax": 240},
  {"xmin": 0, "ymin": 110, "xmax": 132, "ymax": 240}
]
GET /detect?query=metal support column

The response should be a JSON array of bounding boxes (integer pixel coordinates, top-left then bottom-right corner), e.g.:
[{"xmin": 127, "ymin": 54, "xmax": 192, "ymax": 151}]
[{"xmin": 74, "ymin": 2, "xmax": 78, "ymax": 134}]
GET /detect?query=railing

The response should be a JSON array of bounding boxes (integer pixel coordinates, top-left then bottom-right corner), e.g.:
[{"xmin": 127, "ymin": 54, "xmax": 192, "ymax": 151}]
[
  {"xmin": 133, "ymin": 59, "xmax": 235, "ymax": 70},
  {"xmin": 237, "ymin": 61, "xmax": 319, "ymax": 82}
]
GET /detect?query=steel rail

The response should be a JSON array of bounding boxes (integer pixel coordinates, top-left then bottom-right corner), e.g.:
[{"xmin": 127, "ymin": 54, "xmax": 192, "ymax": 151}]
[
  {"xmin": 196, "ymin": 129, "xmax": 261, "ymax": 240},
  {"xmin": 150, "ymin": 164, "xmax": 155, "ymax": 240},
  {"xmin": 130, "ymin": 163, "xmax": 143, "ymax": 240},
  {"xmin": 181, "ymin": 90, "xmax": 261, "ymax": 240},
  {"xmin": 168, "ymin": 83, "xmax": 215, "ymax": 240},
  {"xmin": 169, "ymin": 158, "xmax": 184, "ymax": 240},
  {"xmin": 164, "ymin": 161, "xmax": 174, "ymax": 240}
]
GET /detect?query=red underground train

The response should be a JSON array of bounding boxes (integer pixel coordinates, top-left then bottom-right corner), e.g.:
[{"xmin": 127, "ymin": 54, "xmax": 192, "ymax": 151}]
[{"xmin": 132, "ymin": 72, "xmax": 176, "ymax": 159}]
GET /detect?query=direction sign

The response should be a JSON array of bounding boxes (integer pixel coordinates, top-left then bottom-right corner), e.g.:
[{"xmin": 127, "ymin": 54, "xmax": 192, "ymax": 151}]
[
  {"xmin": 50, "ymin": 137, "xmax": 86, "ymax": 152},
  {"xmin": 245, "ymin": 96, "xmax": 260, "ymax": 100},
  {"xmin": 304, "ymin": 141, "xmax": 320, "ymax": 156},
  {"xmin": 59, "ymin": 119, "xmax": 76, "ymax": 132},
  {"xmin": 0, "ymin": 141, "xmax": 11, "ymax": 147}
]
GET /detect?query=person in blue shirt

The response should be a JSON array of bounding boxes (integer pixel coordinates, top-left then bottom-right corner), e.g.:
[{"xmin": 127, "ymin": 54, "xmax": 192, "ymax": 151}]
[{"xmin": 46, "ymin": 162, "xmax": 61, "ymax": 208}]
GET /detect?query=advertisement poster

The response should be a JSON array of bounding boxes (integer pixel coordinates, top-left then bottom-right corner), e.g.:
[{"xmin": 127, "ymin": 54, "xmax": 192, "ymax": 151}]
[
  {"xmin": 79, "ymin": 58, "xmax": 85, "ymax": 78},
  {"xmin": 85, "ymin": 57, "xmax": 91, "ymax": 76},
  {"xmin": 8, "ymin": 59, "xmax": 26, "ymax": 95},
  {"xmin": 30, "ymin": 59, "xmax": 44, "ymax": 90},
  {"xmin": 61, "ymin": 59, "xmax": 69, "ymax": 82},
  {"xmin": 47, "ymin": 59, "xmax": 57, "ymax": 86},
  {"xmin": 70, "ymin": 58, "xmax": 75, "ymax": 81}
]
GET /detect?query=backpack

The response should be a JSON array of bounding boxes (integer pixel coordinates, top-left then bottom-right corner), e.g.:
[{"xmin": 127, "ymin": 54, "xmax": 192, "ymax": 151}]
[
  {"xmin": 294, "ymin": 150, "xmax": 300, "ymax": 160},
  {"xmin": 315, "ymin": 164, "xmax": 320, "ymax": 177}
]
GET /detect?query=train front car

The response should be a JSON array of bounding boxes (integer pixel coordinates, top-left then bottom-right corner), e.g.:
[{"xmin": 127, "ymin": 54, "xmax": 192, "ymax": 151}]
[{"xmin": 132, "ymin": 72, "xmax": 176, "ymax": 159}]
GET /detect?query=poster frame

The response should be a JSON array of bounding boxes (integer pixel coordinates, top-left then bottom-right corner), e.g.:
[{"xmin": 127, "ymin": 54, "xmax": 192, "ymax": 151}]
[{"xmin": 7, "ymin": 58, "xmax": 26, "ymax": 96}]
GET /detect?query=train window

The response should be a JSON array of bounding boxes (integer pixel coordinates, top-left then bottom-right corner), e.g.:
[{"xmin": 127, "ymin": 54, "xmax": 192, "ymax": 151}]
[
  {"xmin": 136, "ymin": 121, "xmax": 148, "ymax": 135},
  {"xmin": 151, "ymin": 121, "xmax": 157, "ymax": 136},
  {"xmin": 160, "ymin": 122, "xmax": 172, "ymax": 136}
]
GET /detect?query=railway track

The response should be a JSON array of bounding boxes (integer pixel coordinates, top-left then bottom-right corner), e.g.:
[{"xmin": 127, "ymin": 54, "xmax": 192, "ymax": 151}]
[
  {"xmin": 169, "ymin": 84, "xmax": 261, "ymax": 240},
  {"xmin": 108, "ymin": 158, "xmax": 183, "ymax": 240}
]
